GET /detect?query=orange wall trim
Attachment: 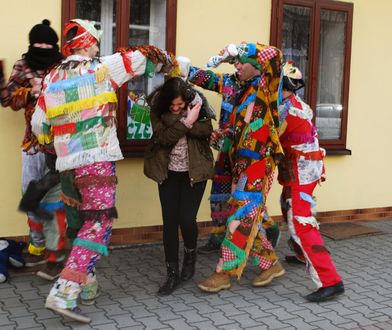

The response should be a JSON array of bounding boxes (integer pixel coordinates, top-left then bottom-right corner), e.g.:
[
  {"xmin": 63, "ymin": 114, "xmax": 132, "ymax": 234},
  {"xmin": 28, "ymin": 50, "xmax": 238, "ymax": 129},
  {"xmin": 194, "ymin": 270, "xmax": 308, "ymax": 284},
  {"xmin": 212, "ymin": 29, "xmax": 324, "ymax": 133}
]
[{"xmin": 6, "ymin": 206, "xmax": 392, "ymax": 247}]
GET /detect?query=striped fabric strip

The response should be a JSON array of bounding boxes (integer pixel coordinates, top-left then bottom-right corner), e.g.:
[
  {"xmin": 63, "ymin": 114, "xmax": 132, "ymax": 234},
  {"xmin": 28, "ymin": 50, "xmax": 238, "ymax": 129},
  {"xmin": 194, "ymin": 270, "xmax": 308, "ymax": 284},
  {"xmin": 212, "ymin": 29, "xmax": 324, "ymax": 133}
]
[
  {"xmin": 73, "ymin": 238, "xmax": 108, "ymax": 256},
  {"xmin": 46, "ymin": 92, "xmax": 117, "ymax": 119},
  {"xmin": 52, "ymin": 117, "xmax": 105, "ymax": 136},
  {"xmin": 46, "ymin": 73, "xmax": 96, "ymax": 93}
]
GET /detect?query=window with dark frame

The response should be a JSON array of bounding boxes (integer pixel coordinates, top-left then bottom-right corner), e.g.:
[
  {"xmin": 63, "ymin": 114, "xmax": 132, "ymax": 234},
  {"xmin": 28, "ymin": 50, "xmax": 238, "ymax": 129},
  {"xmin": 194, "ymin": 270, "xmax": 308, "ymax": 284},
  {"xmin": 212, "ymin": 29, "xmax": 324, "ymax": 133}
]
[
  {"xmin": 270, "ymin": 0, "xmax": 353, "ymax": 153},
  {"xmin": 61, "ymin": 0, "xmax": 177, "ymax": 157}
]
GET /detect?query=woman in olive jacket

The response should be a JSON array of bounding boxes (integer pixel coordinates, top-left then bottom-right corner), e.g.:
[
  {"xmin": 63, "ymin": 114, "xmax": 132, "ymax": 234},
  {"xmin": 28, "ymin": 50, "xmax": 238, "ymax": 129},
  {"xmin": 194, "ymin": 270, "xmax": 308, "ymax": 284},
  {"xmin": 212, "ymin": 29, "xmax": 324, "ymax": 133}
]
[{"xmin": 144, "ymin": 77, "xmax": 214, "ymax": 295}]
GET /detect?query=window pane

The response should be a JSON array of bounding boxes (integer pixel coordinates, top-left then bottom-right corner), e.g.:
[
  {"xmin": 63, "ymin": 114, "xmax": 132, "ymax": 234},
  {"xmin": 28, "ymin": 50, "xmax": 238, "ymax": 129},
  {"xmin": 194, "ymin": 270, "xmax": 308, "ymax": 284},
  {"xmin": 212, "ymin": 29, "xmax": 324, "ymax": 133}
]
[
  {"xmin": 315, "ymin": 10, "xmax": 347, "ymax": 140},
  {"xmin": 127, "ymin": 0, "xmax": 166, "ymax": 141},
  {"xmin": 76, "ymin": 0, "xmax": 116, "ymax": 55},
  {"xmin": 282, "ymin": 5, "xmax": 311, "ymax": 100}
]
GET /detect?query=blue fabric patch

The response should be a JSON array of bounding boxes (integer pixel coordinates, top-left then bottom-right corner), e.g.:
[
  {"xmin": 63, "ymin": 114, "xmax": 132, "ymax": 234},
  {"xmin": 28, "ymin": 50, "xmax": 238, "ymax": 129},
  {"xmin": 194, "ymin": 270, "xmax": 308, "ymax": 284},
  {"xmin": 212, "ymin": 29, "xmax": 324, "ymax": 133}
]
[
  {"xmin": 68, "ymin": 137, "xmax": 83, "ymax": 153},
  {"xmin": 230, "ymin": 191, "xmax": 263, "ymax": 221},
  {"xmin": 236, "ymin": 93, "xmax": 256, "ymax": 113},
  {"xmin": 238, "ymin": 148, "xmax": 261, "ymax": 160},
  {"xmin": 232, "ymin": 190, "xmax": 263, "ymax": 203},
  {"xmin": 39, "ymin": 202, "xmax": 64, "ymax": 212},
  {"xmin": 236, "ymin": 175, "xmax": 247, "ymax": 192},
  {"xmin": 222, "ymin": 101, "xmax": 233, "ymax": 112},
  {"xmin": 246, "ymin": 43, "xmax": 257, "ymax": 57},
  {"xmin": 47, "ymin": 73, "xmax": 96, "ymax": 93},
  {"xmin": 300, "ymin": 192, "xmax": 317, "ymax": 207}
]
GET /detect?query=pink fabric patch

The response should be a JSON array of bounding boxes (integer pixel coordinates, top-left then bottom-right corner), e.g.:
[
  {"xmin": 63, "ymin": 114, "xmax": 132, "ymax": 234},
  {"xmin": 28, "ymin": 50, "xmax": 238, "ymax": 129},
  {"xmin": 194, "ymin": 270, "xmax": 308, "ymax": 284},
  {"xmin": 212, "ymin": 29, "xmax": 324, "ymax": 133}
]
[
  {"xmin": 55, "ymin": 141, "xmax": 69, "ymax": 157},
  {"xmin": 64, "ymin": 215, "xmax": 113, "ymax": 277},
  {"xmin": 75, "ymin": 162, "xmax": 116, "ymax": 211},
  {"xmin": 45, "ymin": 91, "xmax": 66, "ymax": 109},
  {"xmin": 80, "ymin": 107, "xmax": 99, "ymax": 120}
]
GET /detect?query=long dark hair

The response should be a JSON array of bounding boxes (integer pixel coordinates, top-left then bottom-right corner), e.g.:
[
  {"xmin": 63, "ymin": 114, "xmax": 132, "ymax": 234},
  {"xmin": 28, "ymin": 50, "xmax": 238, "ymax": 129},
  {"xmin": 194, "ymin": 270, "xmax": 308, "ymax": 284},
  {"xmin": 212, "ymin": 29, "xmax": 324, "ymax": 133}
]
[{"xmin": 147, "ymin": 77, "xmax": 190, "ymax": 116}]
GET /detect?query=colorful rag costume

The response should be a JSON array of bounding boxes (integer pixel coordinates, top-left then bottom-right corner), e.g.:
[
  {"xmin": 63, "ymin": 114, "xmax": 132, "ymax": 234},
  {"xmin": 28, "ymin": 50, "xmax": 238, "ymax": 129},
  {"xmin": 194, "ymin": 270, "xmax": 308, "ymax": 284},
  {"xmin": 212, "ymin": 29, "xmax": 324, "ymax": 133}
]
[
  {"xmin": 212, "ymin": 43, "xmax": 284, "ymax": 279},
  {"xmin": 31, "ymin": 19, "xmax": 178, "ymax": 312},
  {"xmin": 187, "ymin": 66, "xmax": 247, "ymax": 245},
  {"xmin": 186, "ymin": 62, "xmax": 281, "ymax": 250},
  {"xmin": 0, "ymin": 20, "xmax": 65, "ymax": 263},
  {"xmin": 278, "ymin": 92, "xmax": 342, "ymax": 288}
]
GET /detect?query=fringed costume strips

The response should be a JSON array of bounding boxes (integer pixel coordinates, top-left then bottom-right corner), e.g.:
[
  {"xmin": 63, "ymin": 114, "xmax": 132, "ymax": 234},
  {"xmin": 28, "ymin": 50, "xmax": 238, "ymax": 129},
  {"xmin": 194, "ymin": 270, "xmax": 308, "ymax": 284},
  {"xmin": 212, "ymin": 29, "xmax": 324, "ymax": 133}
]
[{"xmin": 218, "ymin": 44, "xmax": 284, "ymax": 279}]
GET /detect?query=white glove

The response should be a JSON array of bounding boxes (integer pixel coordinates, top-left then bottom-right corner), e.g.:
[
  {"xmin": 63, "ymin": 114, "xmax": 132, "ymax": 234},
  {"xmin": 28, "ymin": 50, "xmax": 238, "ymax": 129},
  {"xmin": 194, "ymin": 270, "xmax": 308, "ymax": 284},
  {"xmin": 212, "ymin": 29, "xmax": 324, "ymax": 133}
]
[{"xmin": 177, "ymin": 56, "xmax": 191, "ymax": 80}]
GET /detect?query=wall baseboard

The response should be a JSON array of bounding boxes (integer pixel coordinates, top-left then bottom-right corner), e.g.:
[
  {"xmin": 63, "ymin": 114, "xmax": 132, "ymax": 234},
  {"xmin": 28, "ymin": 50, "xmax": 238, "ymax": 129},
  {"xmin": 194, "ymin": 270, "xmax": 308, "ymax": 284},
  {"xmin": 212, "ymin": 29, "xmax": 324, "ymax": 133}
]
[{"xmin": 5, "ymin": 206, "xmax": 392, "ymax": 247}]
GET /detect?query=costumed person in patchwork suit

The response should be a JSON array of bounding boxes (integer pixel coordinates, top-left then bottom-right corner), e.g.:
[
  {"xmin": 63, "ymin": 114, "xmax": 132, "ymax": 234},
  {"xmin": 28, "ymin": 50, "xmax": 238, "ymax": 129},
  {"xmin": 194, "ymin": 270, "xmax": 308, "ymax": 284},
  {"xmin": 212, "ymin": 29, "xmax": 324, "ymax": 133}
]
[
  {"xmin": 177, "ymin": 52, "xmax": 281, "ymax": 256},
  {"xmin": 278, "ymin": 61, "xmax": 344, "ymax": 302},
  {"xmin": 197, "ymin": 43, "xmax": 286, "ymax": 292},
  {"xmin": 0, "ymin": 20, "xmax": 66, "ymax": 279},
  {"xmin": 31, "ymin": 19, "xmax": 179, "ymax": 323}
]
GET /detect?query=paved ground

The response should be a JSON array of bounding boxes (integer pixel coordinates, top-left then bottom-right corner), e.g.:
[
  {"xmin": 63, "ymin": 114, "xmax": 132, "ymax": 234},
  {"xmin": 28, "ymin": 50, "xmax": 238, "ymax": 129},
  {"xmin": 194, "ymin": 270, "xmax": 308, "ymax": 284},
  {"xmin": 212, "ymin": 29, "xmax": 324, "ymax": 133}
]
[{"xmin": 1, "ymin": 220, "xmax": 392, "ymax": 330}]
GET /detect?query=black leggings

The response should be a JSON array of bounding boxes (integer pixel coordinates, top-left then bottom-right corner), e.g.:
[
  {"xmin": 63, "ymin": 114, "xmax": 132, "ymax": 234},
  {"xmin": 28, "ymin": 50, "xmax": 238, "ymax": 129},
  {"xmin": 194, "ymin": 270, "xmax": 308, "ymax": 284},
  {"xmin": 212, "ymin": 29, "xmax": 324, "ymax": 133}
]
[{"xmin": 158, "ymin": 171, "xmax": 206, "ymax": 263}]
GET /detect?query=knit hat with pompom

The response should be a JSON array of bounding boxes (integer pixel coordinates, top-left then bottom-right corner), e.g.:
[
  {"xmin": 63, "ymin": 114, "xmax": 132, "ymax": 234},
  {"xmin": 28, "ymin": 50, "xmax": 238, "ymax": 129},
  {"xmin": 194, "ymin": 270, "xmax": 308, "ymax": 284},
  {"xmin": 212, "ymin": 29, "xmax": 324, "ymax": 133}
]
[{"xmin": 29, "ymin": 19, "xmax": 59, "ymax": 46}]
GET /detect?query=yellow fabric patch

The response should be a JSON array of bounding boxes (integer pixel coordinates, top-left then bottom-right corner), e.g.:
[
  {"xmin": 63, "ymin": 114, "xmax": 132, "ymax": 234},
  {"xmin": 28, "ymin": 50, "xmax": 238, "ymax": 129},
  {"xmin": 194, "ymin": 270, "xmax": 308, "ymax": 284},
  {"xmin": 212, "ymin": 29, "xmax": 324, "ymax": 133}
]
[
  {"xmin": 28, "ymin": 243, "xmax": 46, "ymax": 256},
  {"xmin": 46, "ymin": 92, "xmax": 117, "ymax": 119},
  {"xmin": 95, "ymin": 65, "xmax": 109, "ymax": 83},
  {"xmin": 37, "ymin": 133, "xmax": 53, "ymax": 145}
]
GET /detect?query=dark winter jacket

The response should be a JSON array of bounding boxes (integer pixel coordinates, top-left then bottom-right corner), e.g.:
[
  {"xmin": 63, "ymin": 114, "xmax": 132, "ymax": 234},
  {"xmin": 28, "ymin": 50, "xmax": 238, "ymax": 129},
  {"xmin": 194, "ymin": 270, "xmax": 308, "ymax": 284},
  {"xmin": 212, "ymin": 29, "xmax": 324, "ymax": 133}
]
[{"xmin": 144, "ymin": 111, "xmax": 214, "ymax": 184}]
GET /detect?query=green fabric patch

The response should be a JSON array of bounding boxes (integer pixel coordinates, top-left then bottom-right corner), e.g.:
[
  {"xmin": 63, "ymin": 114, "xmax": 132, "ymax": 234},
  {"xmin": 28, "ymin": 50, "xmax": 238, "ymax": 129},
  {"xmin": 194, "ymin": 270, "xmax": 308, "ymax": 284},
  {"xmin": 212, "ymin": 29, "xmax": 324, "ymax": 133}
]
[
  {"xmin": 42, "ymin": 122, "xmax": 51, "ymax": 135},
  {"xmin": 221, "ymin": 137, "xmax": 232, "ymax": 153},
  {"xmin": 210, "ymin": 232, "xmax": 225, "ymax": 245},
  {"xmin": 73, "ymin": 238, "xmax": 108, "ymax": 256},
  {"xmin": 206, "ymin": 70, "xmax": 215, "ymax": 90},
  {"xmin": 244, "ymin": 118, "xmax": 264, "ymax": 139},
  {"xmin": 144, "ymin": 58, "xmax": 156, "ymax": 78},
  {"xmin": 65, "ymin": 205, "xmax": 83, "ymax": 240},
  {"xmin": 249, "ymin": 118, "xmax": 263, "ymax": 131},
  {"xmin": 130, "ymin": 103, "xmax": 151, "ymax": 125},
  {"xmin": 60, "ymin": 172, "xmax": 81, "ymax": 201},
  {"xmin": 77, "ymin": 117, "xmax": 105, "ymax": 132},
  {"xmin": 64, "ymin": 86, "xmax": 80, "ymax": 103},
  {"xmin": 238, "ymin": 56, "xmax": 262, "ymax": 71},
  {"xmin": 250, "ymin": 255, "xmax": 259, "ymax": 266},
  {"xmin": 81, "ymin": 132, "xmax": 98, "ymax": 149},
  {"xmin": 60, "ymin": 172, "xmax": 83, "ymax": 240},
  {"xmin": 221, "ymin": 237, "xmax": 246, "ymax": 271}
]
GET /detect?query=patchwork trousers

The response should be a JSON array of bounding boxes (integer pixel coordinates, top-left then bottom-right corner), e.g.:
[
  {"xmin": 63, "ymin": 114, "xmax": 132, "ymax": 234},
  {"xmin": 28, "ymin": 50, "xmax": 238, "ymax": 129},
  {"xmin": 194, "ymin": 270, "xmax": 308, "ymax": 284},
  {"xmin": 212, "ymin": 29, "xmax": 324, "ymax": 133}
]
[{"xmin": 281, "ymin": 181, "xmax": 342, "ymax": 288}]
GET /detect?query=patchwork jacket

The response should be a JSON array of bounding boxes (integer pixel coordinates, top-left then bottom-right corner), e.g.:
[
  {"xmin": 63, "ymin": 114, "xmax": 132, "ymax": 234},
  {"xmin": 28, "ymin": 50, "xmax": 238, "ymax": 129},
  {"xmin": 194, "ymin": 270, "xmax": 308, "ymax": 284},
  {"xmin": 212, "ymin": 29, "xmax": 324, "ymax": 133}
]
[{"xmin": 32, "ymin": 49, "xmax": 176, "ymax": 172}]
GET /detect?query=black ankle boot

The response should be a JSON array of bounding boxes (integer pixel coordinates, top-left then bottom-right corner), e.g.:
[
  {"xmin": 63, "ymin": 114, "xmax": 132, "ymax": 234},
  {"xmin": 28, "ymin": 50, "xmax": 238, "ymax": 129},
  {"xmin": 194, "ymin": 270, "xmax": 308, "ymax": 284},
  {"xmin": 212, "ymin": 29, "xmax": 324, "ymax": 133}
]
[
  {"xmin": 181, "ymin": 248, "xmax": 196, "ymax": 281},
  {"xmin": 158, "ymin": 262, "xmax": 180, "ymax": 296},
  {"xmin": 305, "ymin": 281, "xmax": 345, "ymax": 302}
]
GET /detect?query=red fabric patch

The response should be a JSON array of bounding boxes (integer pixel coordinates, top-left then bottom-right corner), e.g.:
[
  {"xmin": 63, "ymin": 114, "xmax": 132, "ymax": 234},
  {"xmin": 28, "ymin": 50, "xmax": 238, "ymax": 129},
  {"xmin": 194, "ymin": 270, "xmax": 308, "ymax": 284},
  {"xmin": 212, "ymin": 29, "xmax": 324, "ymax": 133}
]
[
  {"xmin": 27, "ymin": 218, "xmax": 43, "ymax": 232},
  {"xmin": 52, "ymin": 123, "xmax": 76, "ymax": 136},
  {"xmin": 312, "ymin": 244, "xmax": 330, "ymax": 254},
  {"xmin": 284, "ymin": 114, "xmax": 310, "ymax": 135},
  {"xmin": 291, "ymin": 97, "xmax": 303, "ymax": 110},
  {"xmin": 37, "ymin": 95, "xmax": 46, "ymax": 111},
  {"xmin": 56, "ymin": 210, "xmax": 67, "ymax": 251},
  {"xmin": 252, "ymin": 125, "xmax": 270, "ymax": 143},
  {"xmin": 246, "ymin": 160, "xmax": 266, "ymax": 182},
  {"xmin": 46, "ymin": 251, "xmax": 58, "ymax": 263},
  {"xmin": 230, "ymin": 230, "xmax": 248, "ymax": 249}
]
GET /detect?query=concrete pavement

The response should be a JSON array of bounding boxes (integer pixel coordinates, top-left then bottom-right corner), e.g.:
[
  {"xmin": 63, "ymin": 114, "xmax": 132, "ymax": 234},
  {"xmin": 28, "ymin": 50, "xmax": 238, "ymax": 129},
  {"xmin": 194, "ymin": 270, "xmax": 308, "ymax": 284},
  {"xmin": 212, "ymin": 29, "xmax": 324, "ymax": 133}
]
[{"xmin": 1, "ymin": 220, "xmax": 392, "ymax": 329}]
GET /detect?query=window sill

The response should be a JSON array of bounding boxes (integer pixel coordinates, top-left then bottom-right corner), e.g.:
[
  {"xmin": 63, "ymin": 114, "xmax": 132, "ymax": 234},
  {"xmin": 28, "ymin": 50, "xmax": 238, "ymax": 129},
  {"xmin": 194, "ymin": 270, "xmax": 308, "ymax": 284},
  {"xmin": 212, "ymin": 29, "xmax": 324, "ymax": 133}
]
[{"xmin": 326, "ymin": 148, "xmax": 352, "ymax": 156}]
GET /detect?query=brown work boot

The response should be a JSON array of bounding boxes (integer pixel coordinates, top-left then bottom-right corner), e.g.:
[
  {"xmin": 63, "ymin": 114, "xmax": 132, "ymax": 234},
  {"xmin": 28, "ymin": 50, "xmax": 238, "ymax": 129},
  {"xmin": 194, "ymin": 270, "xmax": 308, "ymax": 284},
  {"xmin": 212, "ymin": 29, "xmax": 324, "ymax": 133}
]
[
  {"xmin": 36, "ymin": 262, "xmax": 63, "ymax": 281},
  {"xmin": 198, "ymin": 271, "xmax": 231, "ymax": 293},
  {"xmin": 252, "ymin": 261, "xmax": 286, "ymax": 287}
]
